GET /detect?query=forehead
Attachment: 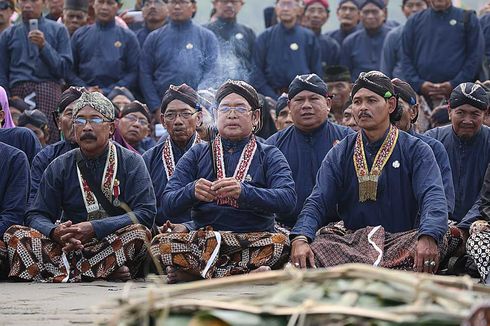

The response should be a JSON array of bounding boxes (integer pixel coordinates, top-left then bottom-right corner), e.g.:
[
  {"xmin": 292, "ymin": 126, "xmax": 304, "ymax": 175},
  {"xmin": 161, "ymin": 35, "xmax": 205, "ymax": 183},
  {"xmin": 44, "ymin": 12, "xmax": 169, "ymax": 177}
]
[
  {"xmin": 339, "ymin": 0, "xmax": 357, "ymax": 8},
  {"xmin": 404, "ymin": 0, "xmax": 426, "ymax": 5},
  {"xmin": 292, "ymin": 90, "xmax": 325, "ymax": 99},
  {"xmin": 306, "ymin": 3, "xmax": 326, "ymax": 11},
  {"xmin": 124, "ymin": 111, "xmax": 147, "ymax": 119},
  {"xmin": 75, "ymin": 105, "xmax": 104, "ymax": 117},
  {"xmin": 361, "ymin": 3, "xmax": 382, "ymax": 11},
  {"xmin": 64, "ymin": 9, "xmax": 86, "ymax": 14},
  {"xmin": 277, "ymin": 0, "xmax": 299, "ymax": 5},
  {"xmin": 165, "ymin": 99, "xmax": 194, "ymax": 111},
  {"xmin": 219, "ymin": 93, "xmax": 251, "ymax": 107},
  {"xmin": 452, "ymin": 104, "xmax": 484, "ymax": 114},
  {"xmin": 327, "ymin": 81, "xmax": 350, "ymax": 87},
  {"xmin": 352, "ymin": 88, "xmax": 383, "ymax": 100}
]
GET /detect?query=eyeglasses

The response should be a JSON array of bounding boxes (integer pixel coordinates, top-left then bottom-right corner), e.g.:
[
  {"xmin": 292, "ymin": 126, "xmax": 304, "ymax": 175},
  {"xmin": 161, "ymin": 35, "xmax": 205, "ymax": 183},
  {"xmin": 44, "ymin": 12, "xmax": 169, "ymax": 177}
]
[
  {"xmin": 73, "ymin": 117, "xmax": 111, "ymax": 126},
  {"xmin": 217, "ymin": 106, "xmax": 252, "ymax": 115},
  {"xmin": 0, "ymin": 2, "xmax": 12, "ymax": 10},
  {"xmin": 167, "ymin": 0, "xmax": 191, "ymax": 6},
  {"xmin": 143, "ymin": 0, "xmax": 165, "ymax": 7},
  {"xmin": 123, "ymin": 114, "xmax": 149, "ymax": 126},
  {"xmin": 164, "ymin": 111, "xmax": 196, "ymax": 121}
]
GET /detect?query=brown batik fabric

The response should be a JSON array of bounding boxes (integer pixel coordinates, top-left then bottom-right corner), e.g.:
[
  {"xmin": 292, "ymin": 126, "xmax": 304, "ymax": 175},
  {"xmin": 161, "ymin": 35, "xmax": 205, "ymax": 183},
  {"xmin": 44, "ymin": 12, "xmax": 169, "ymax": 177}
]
[
  {"xmin": 311, "ymin": 224, "xmax": 450, "ymax": 271},
  {"xmin": 4, "ymin": 224, "xmax": 151, "ymax": 282},
  {"xmin": 466, "ymin": 221, "xmax": 490, "ymax": 282},
  {"xmin": 150, "ymin": 229, "xmax": 290, "ymax": 279}
]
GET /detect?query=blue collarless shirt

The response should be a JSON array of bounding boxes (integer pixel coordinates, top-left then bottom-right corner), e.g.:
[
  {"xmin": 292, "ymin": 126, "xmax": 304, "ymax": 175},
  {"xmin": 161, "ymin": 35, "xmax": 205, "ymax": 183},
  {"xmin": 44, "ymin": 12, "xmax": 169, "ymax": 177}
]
[
  {"xmin": 380, "ymin": 25, "xmax": 404, "ymax": 79},
  {"xmin": 266, "ymin": 121, "xmax": 354, "ymax": 227},
  {"xmin": 0, "ymin": 127, "xmax": 42, "ymax": 165}
]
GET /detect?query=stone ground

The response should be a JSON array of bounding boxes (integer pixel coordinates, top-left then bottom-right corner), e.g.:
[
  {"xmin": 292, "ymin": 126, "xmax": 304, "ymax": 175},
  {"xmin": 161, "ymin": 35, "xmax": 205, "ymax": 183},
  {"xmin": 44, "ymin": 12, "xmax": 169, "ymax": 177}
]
[{"xmin": 0, "ymin": 280, "xmax": 265, "ymax": 326}]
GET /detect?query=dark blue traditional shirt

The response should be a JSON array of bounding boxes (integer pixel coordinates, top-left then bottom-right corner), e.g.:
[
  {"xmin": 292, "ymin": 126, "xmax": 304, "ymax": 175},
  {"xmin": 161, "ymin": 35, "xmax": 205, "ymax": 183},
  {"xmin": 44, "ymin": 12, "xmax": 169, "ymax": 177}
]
[
  {"xmin": 401, "ymin": 6, "xmax": 484, "ymax": 92},
  {"xmin": 0, "ymin": 127, "xmax": 42, "ymax": 165},
  {"xmin": 143, "ymin": 134, "xmax": 198, "ymax": 225},
  {"xmin": 139, "ymin": 19, "xmax": 219, "ymax": 112},
  {"xmin": 70, "ymin": 20, "xmax": 140, "ymax": 95},
  {"xmin": 480, "ymin": 13, "xmax": 490, "ymax": 63},
  {"xmin": 380, "ymin": 25, "xmax": 404, "ymax": 79},
  {"xmin": 0, "ymin": 17, "xmax": 73, "ymax": 91},
  {"xmin": 341, "ymin": 25, "xmax": 391, "ymax": 81},
  {"xmin": 27, "ymin": 143, "xmax": 156, "ymax": 239},
  {"xmin": 318, "ymin": 33, "xmax": 341, "ymax": 68},
  {"xmin": 30, "ymin": 140, "xmax": 78, "ymax": 206},
  {"xmin": 162, "ymin": 137, "xmax": 297, "ymax": 233},
  {"xmin": 325, "ymin": 24, "xmax": 360, "ymax": 45},
  {"xmin": 292, "ymin": 129, "xmax": 448, "ymax": 243},
  {"xmin": 425, "ymin": 125, "xmax": 490, "ymax": 229},
  {"xmin": 266, "ymin": 121, "xmax": 354, "ymax": 227},
  {"xmin": 205, "ymin": 18, "xmax": 256, "ymax": 83},
  {"xmin": 252, "ymin": 23, "xmax": 322, "ymax": 98},
  {"xmin": 0, "ymin": 142, "xmax": 30, "ymax": 236},
  {"xmin": 408, "ymin": 128, "xmax": 455, "ymax": 214}
]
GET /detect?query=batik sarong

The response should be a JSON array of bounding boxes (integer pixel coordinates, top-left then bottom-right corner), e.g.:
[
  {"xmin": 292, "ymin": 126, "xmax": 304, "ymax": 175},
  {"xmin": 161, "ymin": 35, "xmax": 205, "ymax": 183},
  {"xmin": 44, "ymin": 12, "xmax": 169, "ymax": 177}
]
[
  {"xmin": 150, "ymin": 229, "xmax": 290, "ymax": 279},
  {"xmin": 11, "ymin": 81, "xmax": 62, "ymax": 144},
  {"xmin": 4, "ymin": 224, "xmax": 151, "ymax": 282},
  {"xmin": 311, "ymin": 224, "xmax": 451, "ymax": 271},
  {"xmin": 466, "ymin": 220, "xmax": 490, "ymax": 282}
]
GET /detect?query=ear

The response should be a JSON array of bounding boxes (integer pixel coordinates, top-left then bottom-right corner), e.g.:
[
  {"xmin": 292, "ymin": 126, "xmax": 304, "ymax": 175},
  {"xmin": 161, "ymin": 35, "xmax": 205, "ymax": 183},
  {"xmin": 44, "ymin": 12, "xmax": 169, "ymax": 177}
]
[
  {"xmin": 160, "ymin": 112, "xmax": 165, "ymax": 125},
  {"xmin": 387, "ymin": 97, "xmax": 397, "ymax": 114},
  {"xmin": 410, "ymin": 104, "xmax": 419, "ymax": 121},
  {"xmin": 252, "ymin": 109, "xmax": 261, "ymax": 125},
  {"xmin": 195, "ymin": 111, "xmax": 203, "ymax": 126},
  {"xmin": 109, "ymin": 121, "xmax": 116, "ymax": 135}
]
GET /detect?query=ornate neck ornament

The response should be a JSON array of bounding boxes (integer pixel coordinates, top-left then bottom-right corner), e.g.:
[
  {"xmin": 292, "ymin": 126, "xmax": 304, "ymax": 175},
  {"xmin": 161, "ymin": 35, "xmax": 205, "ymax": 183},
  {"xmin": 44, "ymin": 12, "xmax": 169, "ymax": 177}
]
[
  {"xmin": 77, "ymin": 142, "xmax": 119, "ymax": 220},
  {"xmin": 162, "ymin": 133, "xmax": 201, "ymax": 179},
  {"xmin": 214, "ymin": 135, "xmax": 257, "ymax": 208},
  {"xmin": 353, "ymin": 125, "xmax": 399, "ymax": 202}
]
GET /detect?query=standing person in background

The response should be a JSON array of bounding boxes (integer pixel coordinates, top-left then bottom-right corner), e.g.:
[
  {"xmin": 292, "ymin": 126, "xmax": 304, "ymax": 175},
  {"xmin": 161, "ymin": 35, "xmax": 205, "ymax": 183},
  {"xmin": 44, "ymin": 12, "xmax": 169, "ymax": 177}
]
[
  {"xmin": 0, "ymin": 0, "xmax": 73, "ymax": 144},
  {"xmin": 325, "ymin": 0, "xmax": 360, "ymax": 45},
  {"xmin": 135, "ymin": 0, "xmax": 167, "ymax": 46},
  {"xmin": 0, "ymin": 0, "xmax": 14, "ymax": 34},
  {"xmin": 324, "ymin": 65, "xmax": 352, "ymax": 123},
  {"xmin": 205, "ymin": 0, "xmax": 256, "ymax": 83},
  {"xmin": 62, "ymin": 0, "xmax": 89, "ymax": 36},
  {"xmin": 17, "ymin": 109, "xmax": 51, "ymax": 147},
  {"xmin": 252, "ymin": 0, "xmax": 322, "ymax": 98},
  {"xmin": 45, "ymin": 0, "xmax": 64, "ymax": 21}
]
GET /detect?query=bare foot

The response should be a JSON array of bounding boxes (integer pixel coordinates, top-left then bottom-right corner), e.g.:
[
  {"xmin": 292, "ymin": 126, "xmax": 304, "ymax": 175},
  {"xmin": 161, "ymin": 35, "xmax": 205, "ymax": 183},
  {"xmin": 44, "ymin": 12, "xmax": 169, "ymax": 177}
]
[
  {"xmin": 166, "ymin": 266, "xmax": 202, "ymax": 284},
  {"xmin": 250, "ymin": 266, "xmax": 271, "ymax": 274},
  {"xmin": 107, "ymin": 266, "xmax": 131, "ymax": 282}
]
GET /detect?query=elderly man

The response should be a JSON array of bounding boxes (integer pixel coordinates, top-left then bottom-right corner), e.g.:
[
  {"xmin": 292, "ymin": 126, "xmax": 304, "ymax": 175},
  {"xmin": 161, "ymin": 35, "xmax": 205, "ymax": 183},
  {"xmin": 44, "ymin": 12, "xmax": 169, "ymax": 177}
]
[
  {"xmin": 143, "ymin": 84, "xmax": 202, "ymax": 226},
  {"xmin": 392, "ymin": 79, "xmax": 454, "ymax": 215},
  {"xmin": 425, "ymin": 83, "xmax": 490, "ymax": 234},
  {"xmin": 0, "ymin": 142, "xmax": 30, "ymax": 279},
  {"xmin": 150, "ymin": 80, "xmax": 296, "ymax": 283},
  {"xmin": 325, "ymin": 65, "xmax": 352, "ymax": 123},
  {"xmin": 118, "ymin": 101, "xmax": 153, "ymax": 154},
  {"xmin": 325, "ymin": 0, "xmax": 360, "ymax": 45},
  {"xmin": 267, "ymin": 74, "xmax": 353, "ymax": 229},
  {"xmin": 252, "ymin": 0, "xmax": 322, "ymax": 99},
  {"xmin": 205, "ymin": 0, "xmax": 255, "ymax": 83},
  {"xmin": 140, "ymin": 0, "xmax": 219, "ymax": 113},
  {"xmin": 136, "ymin": 0, "xmax": 168, "ymax": 46},
  {"xmin": 402, "ymin": 0, "xmax": 484, "ymax": 108},
  {"xmin": 4, "ymin": 92, "xmax": 156, "ymax": 282},
  {"xmin": 70, "ymin": 0, "xmax": 140, "ymax": 96},
  {"xmin": 0, "ymin": 0, "xmax": 73, "ymax": 144},
  {"xmin": 291, "ymin": 71, "xmax": 448, "ymax": 273},
  {"xmin": 341, "ymin": 0, "xmax": 391, "ymax": 81},
  {"xmin": 62, "ymin": 0, "xmax": 89, "ymax": 36}
]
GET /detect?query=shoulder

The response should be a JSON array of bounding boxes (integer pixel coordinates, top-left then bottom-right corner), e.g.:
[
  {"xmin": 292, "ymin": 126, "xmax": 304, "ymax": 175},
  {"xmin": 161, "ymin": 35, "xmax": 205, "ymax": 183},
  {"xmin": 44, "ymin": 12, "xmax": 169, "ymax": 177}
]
[
  {"xmin": 329, "ymin": 122, "xmax": 355, "ymax": 137},
  {"xmin": 142, "ymin": 141, "xmax": 164, "ymax": 163},
  {"xmin": 398, "ymin": 130, "xmax": 433, "ymax": 155},
  {"xmin": 12, "ymin": 127, "xmax": 39, "ymax": 141},
  {"xmin": 266, "ymin": 125, "xmax": 294, "ymax": 145},
  {"xmin": 118, "ymin": 25, "xmax": 138, "ymax": 38},
  {"xmin": 325, "ymin": 132, "xmax": 356, "ymax": 161},
  {"xmin": 424, "ymin": 125, "xmax": 452, "ymax": 140},
  {"xmin": 0, "ymin": 141, "xmax": 27, "ymax": 163}
]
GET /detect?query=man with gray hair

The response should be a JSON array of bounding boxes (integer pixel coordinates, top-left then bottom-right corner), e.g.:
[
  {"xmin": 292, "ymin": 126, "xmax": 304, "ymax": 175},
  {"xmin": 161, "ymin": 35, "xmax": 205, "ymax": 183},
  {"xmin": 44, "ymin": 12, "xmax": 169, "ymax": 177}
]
[{"xmin": 4, "ymin": 92, "xmax": 156, "ymax": 282}]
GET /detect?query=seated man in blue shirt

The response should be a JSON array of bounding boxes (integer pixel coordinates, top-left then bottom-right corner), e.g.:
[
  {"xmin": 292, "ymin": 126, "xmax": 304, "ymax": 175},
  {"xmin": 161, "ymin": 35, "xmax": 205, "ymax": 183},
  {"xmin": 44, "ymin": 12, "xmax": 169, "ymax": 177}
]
[
  {"xmin": 150, "ymin": 80, "xmax": 296, "ymax": 283},
  {"xmin": 291, "ymin": 71, "xmax": 449, "ymax": 274},
  {"xmin": 4, "ymin": 92, "xmax": 156, "ymax": 282}
]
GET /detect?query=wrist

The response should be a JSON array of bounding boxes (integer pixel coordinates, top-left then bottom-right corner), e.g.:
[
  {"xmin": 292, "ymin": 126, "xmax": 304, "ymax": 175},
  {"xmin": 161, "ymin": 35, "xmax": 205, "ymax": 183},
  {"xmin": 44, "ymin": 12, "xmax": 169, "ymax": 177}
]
[{"xmin": 292, "ymin": 235, "xmax": 309, "ymax": 244}]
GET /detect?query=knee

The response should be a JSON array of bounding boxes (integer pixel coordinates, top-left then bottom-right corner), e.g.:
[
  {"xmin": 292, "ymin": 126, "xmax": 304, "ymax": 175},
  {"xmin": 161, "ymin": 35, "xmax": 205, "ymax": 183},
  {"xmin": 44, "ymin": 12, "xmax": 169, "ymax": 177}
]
[{"xmin": 118, "ymin": 224, "xmax": 152, "ymax": 242}]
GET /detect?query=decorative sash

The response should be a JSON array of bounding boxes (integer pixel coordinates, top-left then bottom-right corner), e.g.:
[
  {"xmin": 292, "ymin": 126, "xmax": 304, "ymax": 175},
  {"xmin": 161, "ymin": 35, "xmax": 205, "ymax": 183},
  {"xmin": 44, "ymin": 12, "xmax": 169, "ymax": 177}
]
[
  {"xmin": 162, "ymin": 133, "xmax": 201, "ymax": 179},
  {"xmin": 214, "ymin": 135, "xmax": 257, "ymax": 208},
  {"xmin": 77, "ymin": 142, "xmax": 120, "ymax": 219},
  {"xmin": 353, "ymin": 125, "xmax": 399, "ymax": 202}
]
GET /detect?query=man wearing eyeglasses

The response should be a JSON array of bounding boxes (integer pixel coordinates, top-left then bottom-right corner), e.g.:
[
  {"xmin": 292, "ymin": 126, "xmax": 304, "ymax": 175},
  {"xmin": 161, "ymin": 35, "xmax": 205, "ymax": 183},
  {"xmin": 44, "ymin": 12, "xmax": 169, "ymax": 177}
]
[
  {"xmin": 139, "ymin": 0, "xmax": 219, "ymax": 114},
  {"xmin": 0, "ymin": 0, "xmax": 73, "ymax": 145},
  {"xmin": 118, "ymin": 101, "xmax": 153, "ymax": 154},
  {"xmin": 70, "ymin": 0, "xmax": 140, "ymax": 96},
  {"xmin": 204, "ymin": 0, "xmax": 255, "ymax": 84},
  {"xmin": 150, "ymin": 80, "xmax": 296, "ymax": 283},
  {"xmin": 143, "ymin": 84, "xmax": 202, "ymax": 227},
  {"xmin": 5, "ymin": 91, "xmax": 156, "ymax": 282},
  {"xmin": 251, "ymin": 0, "xmax": 322, "ymax": 99},
  {"xmin": 340, "ymin": 0, "xmax": 392, "ymax": 82},
  {"xmin": 0, "ymin": 0, "xmax": 14, "ymax": 34},
  {"xmin": 136, "ymin": 0, "xmax": 167, "ymax": 46},
  {"xmin": 325, "ymin": 0, "xmax": 360, "ymax": 45},
  {"xmin": 266, "ymin": 74, "xmax": 353, "ymax": 231}
]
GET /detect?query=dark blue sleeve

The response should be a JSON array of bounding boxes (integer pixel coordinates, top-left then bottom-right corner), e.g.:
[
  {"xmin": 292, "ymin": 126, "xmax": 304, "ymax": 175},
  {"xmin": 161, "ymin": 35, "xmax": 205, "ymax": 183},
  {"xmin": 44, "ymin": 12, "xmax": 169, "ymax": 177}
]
[
  {"xmin": 39, "ymin": 25, "xmax": 73, "ymax": 79},
  {"xmin": 310, "ymin": 35, "xmax": 323, "ymax": 77},
  {"xmin": 251, "ymin": 32, "xmax": 277, "ymax": 98},
  {"xmin": 237, "ymin": 147, "xmax": 296, "ymax": 214},
  {"xmin": 105, "ymin": 31, "xmax": 140, "ymax": 94},
  {"xmin": 401, "ymin": 17, "xmax": 425, "ymax": 92},
  {"xmin": 139, "ymin": 34, "xmax": 161, "ymax": 112},
  {"xmin": 69, "ymin": 30, "xmax": 88, "ymax": 87},
  {"xmin": 29, "ymin": 150, "xmax": 48, "ymax": 205},
  {"xmin": 431, "ymin": 140, "xmax": 455, "ymax": 215},
  {"xmin": 162, "ymin": 147, "xmax": 200, "ymax": 217},
  {"xmin": 290, "ymin": 144, "xmax": 343, "ymax": 241},
  {"xmin": 340, "ymin": 37, "xmax": 354, "ymax": 81},
  {"xmin": 0, "ymin": 149, "xmax": 29, "ymax": 236},
  {"xmin": 328, "ymin": 37, "xmax": 341, "ymax": 65},
  {"xmin": 199, "ymin": 32, "xmax": 220, "ymax": 90},
  {"xmin": 23, "ymin": 129, "xmax": 42, "ymax": 165},
  {"xmin": 90, "ymin": 154, "xmax": 156, "ymax": 239},
  {"xmin": 380, "ymin": 29, "xmax": 397, "ymax": 78},
  {"xmin": 411, "ymin": 142, "xmax": 448, "ymax": 244},
  {"xmin": 0, "ymin": 28, "xmax": 10, "ymax": 90},
  {"xmin": 450, "ymin": 11, "xmax": 484, "ymax": 87}
]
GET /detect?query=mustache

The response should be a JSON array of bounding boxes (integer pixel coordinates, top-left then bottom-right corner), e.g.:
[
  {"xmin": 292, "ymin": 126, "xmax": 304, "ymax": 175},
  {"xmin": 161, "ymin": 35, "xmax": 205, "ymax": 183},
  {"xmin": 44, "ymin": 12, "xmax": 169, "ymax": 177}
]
[{"xmin": 80, "ymin": 133, "xmax": 97, "ymax": 141}]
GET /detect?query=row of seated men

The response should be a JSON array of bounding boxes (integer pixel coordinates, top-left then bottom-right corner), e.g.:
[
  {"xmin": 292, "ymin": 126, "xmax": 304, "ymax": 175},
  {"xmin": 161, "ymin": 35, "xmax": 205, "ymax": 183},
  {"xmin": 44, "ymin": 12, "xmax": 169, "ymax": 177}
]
[{"xmin": 1, "ymin": 71, "xmax": 490, "ymax": 283}]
